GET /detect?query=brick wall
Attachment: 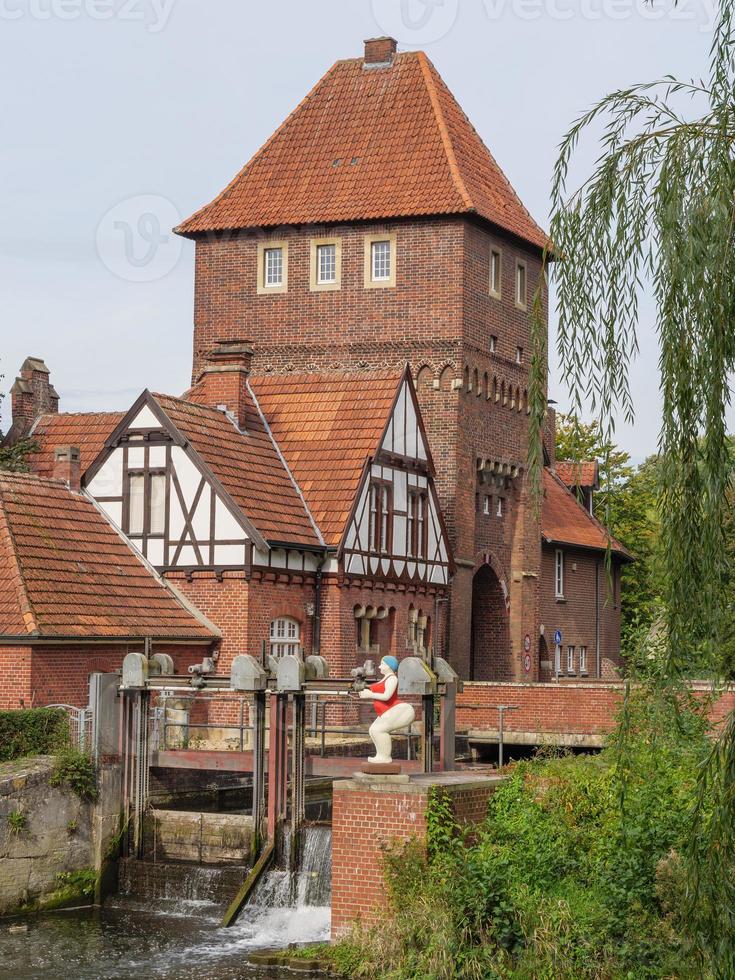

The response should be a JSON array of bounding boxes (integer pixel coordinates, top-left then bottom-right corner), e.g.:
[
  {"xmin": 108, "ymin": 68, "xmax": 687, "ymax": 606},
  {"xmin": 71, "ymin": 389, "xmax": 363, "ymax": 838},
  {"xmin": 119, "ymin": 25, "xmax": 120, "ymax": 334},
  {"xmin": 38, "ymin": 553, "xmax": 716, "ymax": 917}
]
[
  {"xmin": 190, "ymin": 215, "xmax": 547, "ymax": 679},
  {"xmin": 0, "ymin": 645, "xmax": 32, "ymax": 709},
  {"xmin": 539, "ymin": 545, "xmax": 623, "ymax": 679},
  {"xmin": 331, "ymin": 773, "xmax": 502, "ymax": 937},
  {"xmin": 456, "ymin": 680, "xmax": 735, "ymax": 741}
]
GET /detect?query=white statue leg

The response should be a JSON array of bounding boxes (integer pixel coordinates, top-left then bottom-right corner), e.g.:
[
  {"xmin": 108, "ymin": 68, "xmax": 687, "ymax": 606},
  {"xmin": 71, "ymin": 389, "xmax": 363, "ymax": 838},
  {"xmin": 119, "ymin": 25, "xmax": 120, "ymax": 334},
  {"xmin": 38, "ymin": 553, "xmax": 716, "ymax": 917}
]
[{"xmin": 368, "ymin": 703, "xmax": 416, "ymax": 763}]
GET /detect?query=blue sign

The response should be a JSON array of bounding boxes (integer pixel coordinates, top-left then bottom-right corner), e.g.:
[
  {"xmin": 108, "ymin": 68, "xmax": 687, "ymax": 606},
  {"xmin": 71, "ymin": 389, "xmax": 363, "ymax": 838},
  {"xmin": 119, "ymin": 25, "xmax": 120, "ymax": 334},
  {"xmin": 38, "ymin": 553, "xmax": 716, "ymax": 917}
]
[{"xmin": 553, "ymin": 629, "xmax": 562, "ymax": 646}]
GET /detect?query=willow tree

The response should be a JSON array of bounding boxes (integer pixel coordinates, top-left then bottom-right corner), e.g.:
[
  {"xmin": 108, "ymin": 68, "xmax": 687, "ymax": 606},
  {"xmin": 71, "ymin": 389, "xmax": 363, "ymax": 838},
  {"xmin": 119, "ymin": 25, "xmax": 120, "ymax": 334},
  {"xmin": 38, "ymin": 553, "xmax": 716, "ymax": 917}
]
[{"xmin": 530, "ymin": 3, "xmax": 735, "ymax": 972}]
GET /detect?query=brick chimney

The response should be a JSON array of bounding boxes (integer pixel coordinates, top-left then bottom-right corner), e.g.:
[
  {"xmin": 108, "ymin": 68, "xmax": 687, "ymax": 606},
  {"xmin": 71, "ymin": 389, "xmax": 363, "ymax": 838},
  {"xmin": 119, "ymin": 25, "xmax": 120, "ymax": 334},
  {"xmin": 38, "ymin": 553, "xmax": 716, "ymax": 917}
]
[
  {"xmin": 54, "ymin": 446, "xmax": 81, "ymax": 491},
  {"xmin": 4, "ymin": 356, "xmax": 59, "ymax": 446},
  {"xmin": 195, "ymin": 341, "xmax": 254, "ymax": 428},
  {"xmin": 363, "ymin": 37, "xmax": 397, "ymax": 66}
]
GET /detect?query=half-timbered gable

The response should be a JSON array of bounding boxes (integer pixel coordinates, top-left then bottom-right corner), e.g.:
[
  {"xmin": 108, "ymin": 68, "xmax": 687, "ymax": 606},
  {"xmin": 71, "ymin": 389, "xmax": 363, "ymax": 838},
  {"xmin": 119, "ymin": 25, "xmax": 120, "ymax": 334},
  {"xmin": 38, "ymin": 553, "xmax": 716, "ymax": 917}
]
[
  {"xmin": 251, "ymin": 367, "xmax": 452, "ymax": 587},
  {"xmin": 82, "ymin": 390, "xmax": 322, "ymax": 573}
]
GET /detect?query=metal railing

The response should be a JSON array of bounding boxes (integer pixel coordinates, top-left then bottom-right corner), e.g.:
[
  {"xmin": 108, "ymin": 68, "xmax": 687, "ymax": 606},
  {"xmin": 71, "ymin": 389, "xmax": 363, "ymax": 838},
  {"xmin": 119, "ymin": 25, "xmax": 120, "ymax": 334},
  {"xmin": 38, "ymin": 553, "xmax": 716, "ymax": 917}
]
[{"xmin": 46, "ymin": 703, "xmax": 93, "ymax": 753}]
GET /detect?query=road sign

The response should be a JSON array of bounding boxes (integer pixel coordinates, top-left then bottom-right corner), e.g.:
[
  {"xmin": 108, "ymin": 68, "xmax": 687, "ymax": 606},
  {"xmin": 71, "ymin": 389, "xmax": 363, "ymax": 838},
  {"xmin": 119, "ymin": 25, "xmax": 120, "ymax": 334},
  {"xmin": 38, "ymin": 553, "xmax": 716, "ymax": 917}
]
[
  {"xmin": 523, "ymin": 653, "xmax": 531, "ymax": 673},
  {"xmin": 553, "ymin": 629, "xmax": 562, "ymax": 646},
  {"xmin": 524, "ymin": 634, "xmax": 531, "ymax": 652}
]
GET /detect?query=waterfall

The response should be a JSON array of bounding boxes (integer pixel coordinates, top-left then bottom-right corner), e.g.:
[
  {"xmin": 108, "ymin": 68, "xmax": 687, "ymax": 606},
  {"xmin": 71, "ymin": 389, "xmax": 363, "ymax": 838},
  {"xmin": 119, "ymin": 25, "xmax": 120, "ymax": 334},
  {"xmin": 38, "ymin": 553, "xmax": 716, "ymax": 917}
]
[{"xmin": 249, "ymin": 824, "xmax": 332, "ymax": 909}]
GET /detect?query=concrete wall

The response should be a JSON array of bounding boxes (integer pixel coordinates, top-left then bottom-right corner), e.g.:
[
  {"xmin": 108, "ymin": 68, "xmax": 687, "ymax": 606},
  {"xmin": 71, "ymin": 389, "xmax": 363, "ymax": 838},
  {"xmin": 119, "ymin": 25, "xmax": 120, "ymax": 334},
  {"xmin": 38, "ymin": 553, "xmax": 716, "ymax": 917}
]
[{"xmin": 144, "ymin": 809, "xmax": 253, "ymax": 865}]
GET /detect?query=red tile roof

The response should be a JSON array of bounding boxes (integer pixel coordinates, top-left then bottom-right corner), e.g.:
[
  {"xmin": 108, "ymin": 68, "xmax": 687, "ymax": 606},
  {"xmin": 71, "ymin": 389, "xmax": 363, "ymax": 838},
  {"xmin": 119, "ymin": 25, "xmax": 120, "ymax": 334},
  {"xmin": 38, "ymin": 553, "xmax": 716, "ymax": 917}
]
[
  {"xmin": 156, "ymin": 392, "xmax": 321, "ymax": 548},
  {"xmin": 542, "ymin": 469, "xmax": 631, "ymax": 559},
  {"xmin": 250, "ymin": 371, "xmax": 401, "ymax": 546},
  {"xmin": 555, "ymin": 460, "xmax": 599, "ymax": 489},
  {"xmin": 176, "ymin": 51, "xmax": 548, "ymax": 250},
  {"xmin": 28, "ymin": 412, "xmax": 124, "ymax": 478},
  {"xmin": 0, "ymin": 472, "xmax": 217, "ymax": 640}
]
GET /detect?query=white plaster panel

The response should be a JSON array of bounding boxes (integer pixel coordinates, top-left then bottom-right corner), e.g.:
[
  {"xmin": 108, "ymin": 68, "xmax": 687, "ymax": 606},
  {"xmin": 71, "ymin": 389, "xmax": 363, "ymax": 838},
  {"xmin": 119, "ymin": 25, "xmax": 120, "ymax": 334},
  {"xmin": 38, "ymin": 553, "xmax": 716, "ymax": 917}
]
[
  {"xmin": 405, "ymin": 386, "xmax": 418, "ymax": 458},
  {"xmin": 172, "ymin": 448, "xmax": 204, "ymax": 510},
  {"xmin": 191, "ymin": 484, "xmax": 211, "ymax": 540},
  {"xmin": 381, "ymin": 557, "xmax": 390, "ymax": 575},
  {"xmin": 347, "ymin": 554, "xmax": 365, "ymax": 575},
  {"xmin": 99, "ymin": 500, "xmax": 122, "ymax": 528},
  {"xmin": 394, "ymin": 559, "xmax": 405, "ymax": 577},
  {"xmin": 393, "ymin": 514, "xmax": 407, "ymax": 556},
  {"xmin": 130, "ymin": 405, "xmax": 162, "ymax": 429},
  {"xmin": 214, "ymin": 497, "xmax": 245, "ymax": 540},
  {"xmin": 407, "ymin": 561, "xmax": 416, "ymax": 579},
  {"xmin": 87, "ymin": 449, "xmax": 123, "ymax": 497},
  {"xmin": 146, "ymin": 539, "xmax": 164, "ymax": 567},
  {"xmin": 177, "ymin": 545, "xmax": 197, "ymax": 566},
  {"xmin": 127, "ymin": 446, "xmax": 145, "ymax": 469},
  {"xmin": 148, "ymin": 445, "xmax": 166, "ymax": 468},
  {"xmin": 381, "ymin": 417, "xmax": 394, "ymax": 454},
  {"xmin": 392, "ymin": 385, "xmax": 406, "ymax": 456},
  {"xmin": 324, "ymin": 557, "xmax": 339, "ymax": 575},
  {"xmin": 168, "ymin": 492, "xmax": 185, "ymax": 540},
  {"xmin": 253, "ymin": 548, "xmax": 269, "ymax": 566},
  {"xmin": 271, "ymin": 550, "xmax": 287, "ymax": 568},
  {"xmin": 393, "ymin": 470, "xmax": 407, "ymax": 511}
]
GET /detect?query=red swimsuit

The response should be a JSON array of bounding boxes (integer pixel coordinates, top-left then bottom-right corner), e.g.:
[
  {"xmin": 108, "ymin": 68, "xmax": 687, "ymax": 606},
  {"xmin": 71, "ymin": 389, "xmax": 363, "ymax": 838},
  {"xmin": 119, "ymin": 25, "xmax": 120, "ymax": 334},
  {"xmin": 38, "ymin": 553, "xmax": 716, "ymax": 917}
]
[{"xmin": 368, "ymin": 678, "xmax": 400, "ymax": 716}]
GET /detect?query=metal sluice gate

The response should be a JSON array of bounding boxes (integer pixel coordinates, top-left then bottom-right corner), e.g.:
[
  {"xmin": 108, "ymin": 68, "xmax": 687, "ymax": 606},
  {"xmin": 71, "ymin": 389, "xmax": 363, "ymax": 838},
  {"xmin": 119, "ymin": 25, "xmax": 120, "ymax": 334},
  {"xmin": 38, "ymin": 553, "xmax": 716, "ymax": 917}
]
[{"xmin": 117, "ymin": 651, "xmax": 461, "ymax": 864}]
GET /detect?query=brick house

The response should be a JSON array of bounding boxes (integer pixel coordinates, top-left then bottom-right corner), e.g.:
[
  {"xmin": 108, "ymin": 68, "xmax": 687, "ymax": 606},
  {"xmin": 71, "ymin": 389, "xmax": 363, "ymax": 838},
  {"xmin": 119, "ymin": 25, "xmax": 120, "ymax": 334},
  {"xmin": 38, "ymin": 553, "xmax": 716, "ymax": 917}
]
[{"xmin": 1, "ymin": 37, "xmax": 628, "ymax": 696}]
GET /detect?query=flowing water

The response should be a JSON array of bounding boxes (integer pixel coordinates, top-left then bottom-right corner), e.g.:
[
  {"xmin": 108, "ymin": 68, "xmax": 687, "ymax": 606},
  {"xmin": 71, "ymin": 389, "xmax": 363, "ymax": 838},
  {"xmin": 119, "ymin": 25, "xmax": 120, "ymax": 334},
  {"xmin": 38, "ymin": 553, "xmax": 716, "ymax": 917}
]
[{"xmin": 0, "ymin": 827, "xmax": 333, "ymax": 979}]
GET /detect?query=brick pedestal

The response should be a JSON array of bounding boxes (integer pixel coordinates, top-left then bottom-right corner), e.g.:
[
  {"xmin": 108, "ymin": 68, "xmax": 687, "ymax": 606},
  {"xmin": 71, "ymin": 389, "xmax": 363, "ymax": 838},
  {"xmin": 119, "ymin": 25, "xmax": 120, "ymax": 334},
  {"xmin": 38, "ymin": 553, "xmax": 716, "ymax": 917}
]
[{"xmin": 331, "ymin": 771, "xmax": 502, "ymax": 938}]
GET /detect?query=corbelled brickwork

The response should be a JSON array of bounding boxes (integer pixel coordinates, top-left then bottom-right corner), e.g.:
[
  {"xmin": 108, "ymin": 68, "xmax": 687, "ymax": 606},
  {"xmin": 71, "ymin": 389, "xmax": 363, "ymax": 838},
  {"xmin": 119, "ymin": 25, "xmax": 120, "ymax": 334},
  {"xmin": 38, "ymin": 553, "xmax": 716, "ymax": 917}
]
[{"xmin": 331, "ymin": 772, "xmax": 503, "ymax": 937}]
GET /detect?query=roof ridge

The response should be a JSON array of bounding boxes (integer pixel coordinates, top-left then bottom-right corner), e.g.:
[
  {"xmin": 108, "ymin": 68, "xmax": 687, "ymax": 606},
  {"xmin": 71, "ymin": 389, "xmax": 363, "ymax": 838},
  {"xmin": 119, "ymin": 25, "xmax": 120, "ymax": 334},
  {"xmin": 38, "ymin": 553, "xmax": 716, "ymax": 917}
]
[
  {"xmin": 0, "ymin": 483, "xmax": 38, "ymax": 634},
  {"xmin": 246, "ymin": 380, "xmax": 326, "ymax": 548},
  {"xmin": 175, "ymin": 58, "xmax": 342, "ymax": 235},
  {"xmin": 417, "ymin": 51, "xmax": 473, "ymax": 212}
]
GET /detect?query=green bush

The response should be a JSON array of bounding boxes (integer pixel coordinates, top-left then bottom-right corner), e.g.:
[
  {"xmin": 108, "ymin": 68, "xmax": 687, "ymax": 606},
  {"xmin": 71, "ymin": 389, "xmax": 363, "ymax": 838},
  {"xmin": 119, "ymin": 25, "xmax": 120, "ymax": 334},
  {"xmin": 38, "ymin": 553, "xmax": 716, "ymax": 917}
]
[
  {"xmin": 50, "ymin": 749, "xmax": 98, "ymax": 802},
  {"xmin": 0, "ymin": 707, "xmax": 70, "ymax": 762},
  {"xmin": 336, "ymin": 690, "xmax": 711, "ymax": 979}
]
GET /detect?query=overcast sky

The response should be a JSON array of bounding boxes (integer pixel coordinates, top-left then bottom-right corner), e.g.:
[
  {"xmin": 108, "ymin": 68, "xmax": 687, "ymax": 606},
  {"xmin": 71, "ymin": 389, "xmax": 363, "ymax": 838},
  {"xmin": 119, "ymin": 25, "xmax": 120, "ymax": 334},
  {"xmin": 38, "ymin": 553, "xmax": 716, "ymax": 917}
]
[{"xmin": 0, "ymin": 0, "xmax": 722, "ymax": 460}]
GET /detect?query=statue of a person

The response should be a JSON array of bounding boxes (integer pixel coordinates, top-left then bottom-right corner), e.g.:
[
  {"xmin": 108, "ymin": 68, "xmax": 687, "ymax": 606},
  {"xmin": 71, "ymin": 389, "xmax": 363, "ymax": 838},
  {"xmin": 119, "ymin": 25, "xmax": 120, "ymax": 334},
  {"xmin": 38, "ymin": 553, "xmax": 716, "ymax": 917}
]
[{"xmin": 358, "ymin": 655, "xmax": 415, "ymax": 764}]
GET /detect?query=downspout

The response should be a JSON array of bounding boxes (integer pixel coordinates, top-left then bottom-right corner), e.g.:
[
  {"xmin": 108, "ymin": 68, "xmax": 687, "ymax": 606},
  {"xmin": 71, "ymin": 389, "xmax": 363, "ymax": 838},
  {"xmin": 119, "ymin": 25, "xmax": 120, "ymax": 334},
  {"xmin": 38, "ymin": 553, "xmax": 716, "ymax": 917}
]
[
  {"xmin": 595, "ymin": 558, "xmax": 601, "ymax": 678},
  {"xmin": 313, "ymin": 554, "xmax": 326, "ymax": 655}
]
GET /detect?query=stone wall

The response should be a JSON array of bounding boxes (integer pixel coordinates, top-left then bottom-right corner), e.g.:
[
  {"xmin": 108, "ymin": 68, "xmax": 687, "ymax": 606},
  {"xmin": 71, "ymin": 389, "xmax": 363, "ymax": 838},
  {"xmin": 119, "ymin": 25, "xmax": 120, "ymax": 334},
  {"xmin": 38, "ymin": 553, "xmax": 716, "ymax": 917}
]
[{"xmin": 0, "ymin": 757, "xmax": 95, "ymax": 916}]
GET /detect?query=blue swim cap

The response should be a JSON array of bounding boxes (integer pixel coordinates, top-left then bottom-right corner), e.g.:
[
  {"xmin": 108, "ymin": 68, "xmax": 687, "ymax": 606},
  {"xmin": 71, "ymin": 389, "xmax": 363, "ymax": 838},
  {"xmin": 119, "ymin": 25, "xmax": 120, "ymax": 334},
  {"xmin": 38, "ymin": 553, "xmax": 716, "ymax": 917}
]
[{"xmin": 382, "ymin": 656, "xmax": 399, "ymax": 673}]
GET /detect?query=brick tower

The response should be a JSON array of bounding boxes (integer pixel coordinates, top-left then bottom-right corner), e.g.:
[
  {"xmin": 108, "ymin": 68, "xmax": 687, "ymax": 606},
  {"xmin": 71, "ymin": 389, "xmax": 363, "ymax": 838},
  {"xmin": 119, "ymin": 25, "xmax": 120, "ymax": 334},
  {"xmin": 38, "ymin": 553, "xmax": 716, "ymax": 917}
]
[{"xmin": 176, "ymin": 38, "xmax": 549, "ymax": 680}]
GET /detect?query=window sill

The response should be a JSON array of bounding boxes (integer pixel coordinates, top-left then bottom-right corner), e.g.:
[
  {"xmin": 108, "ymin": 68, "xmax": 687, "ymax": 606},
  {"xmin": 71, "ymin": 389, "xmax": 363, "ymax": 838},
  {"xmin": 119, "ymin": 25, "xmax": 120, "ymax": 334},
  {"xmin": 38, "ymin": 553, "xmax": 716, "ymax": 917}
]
[{"xmin": 555, "ymin": 596, "xmax": 567, "ymax": 604}]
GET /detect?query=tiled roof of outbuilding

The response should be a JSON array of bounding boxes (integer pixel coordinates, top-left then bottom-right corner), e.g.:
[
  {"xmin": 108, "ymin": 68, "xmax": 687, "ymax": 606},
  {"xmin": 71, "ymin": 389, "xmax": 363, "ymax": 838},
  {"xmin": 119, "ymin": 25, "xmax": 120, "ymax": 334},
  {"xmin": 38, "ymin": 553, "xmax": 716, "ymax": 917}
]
[
  {"xmin": 555, "ymin": 460, "xmax": 599, "ymax": 490},
  {"xmin": 542, "ymin": 469, "xmax": 631, "ymax": 560},
  {"xmin": 0, "ymin": 472, "xmax": 218, "ymax": 639},
  {"xmin": 176, "ymin": 50, "xmax": 548, "ymax": 250},
  {"xmin": 250, "ymin": 371, "xmax": 402, "ymax": 546},
  {"xmin": 28, "ymin": 412, "xmax": 124, "ymax": 478}
]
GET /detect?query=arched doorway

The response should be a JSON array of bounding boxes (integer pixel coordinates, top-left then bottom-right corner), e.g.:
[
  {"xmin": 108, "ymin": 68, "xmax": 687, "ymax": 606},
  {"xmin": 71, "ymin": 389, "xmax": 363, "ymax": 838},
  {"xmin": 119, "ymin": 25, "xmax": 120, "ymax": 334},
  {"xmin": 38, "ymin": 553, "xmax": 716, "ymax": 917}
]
[{"xmin": 470, "ymin": 564, "xmax": 511, "ymax": 680}]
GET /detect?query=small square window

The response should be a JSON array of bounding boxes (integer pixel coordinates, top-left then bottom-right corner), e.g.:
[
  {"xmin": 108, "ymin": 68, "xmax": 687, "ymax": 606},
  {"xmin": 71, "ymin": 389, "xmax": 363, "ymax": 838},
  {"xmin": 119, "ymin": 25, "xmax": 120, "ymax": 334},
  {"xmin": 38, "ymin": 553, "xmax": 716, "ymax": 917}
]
[
  {"xmin": 372, "ymin": 240, "xmax": 391, "ymax": 280},
  {"xmin": 489, "ymin": 248, "xmax": 502, "ymax": 298},
  {"xmin": 515, "ymin": 261, "xmax": 527, "ymax": 308},
  {"xmin": 516, "ymin": 346, "xmax": 523, "ymax": 365},
  {"xmin": 489, "ymin": 335, "xmax": 497, "ymax": 354},
  {"xmin": 317, "ymin": 244, "xmax": 336, "ymax": 283},
  {"xmin": 265, "ymin": 247, "xmax": 283, "ymax": 287}
]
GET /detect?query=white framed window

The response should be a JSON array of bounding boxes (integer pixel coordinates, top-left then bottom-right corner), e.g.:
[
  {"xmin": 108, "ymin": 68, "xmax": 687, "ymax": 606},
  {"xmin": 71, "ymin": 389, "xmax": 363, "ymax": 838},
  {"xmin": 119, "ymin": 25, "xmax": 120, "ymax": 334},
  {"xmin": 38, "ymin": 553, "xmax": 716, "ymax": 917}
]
[
  {"xmin": 318, "ymin": 244, "xmax": 336, "ymax": 283},
  {"xmin": 555, "ymin": 548, "xmax": 564, "ymax": 598},
  {"xmin": 310, "ymin": 238, "xmax": 342, "ymax": 291},
  {"xmin": 489, "ymin": 248, "xmax": 502, "ymax": 298},
  {"xmin": 515, "ymin": 260, "xmax": 527, "ymax": 308},
  {"xmin": 372, "ymin": 240, "xmax": 391, "ymax": 280},
  {"xmin": 257, "ymin": 241, "xmax": 288, "ymax": 294},
  {"xmin": 369, "ymin": 481, "xmax": 391, "ymax": 553},
  {"xmin": 489, "ymin": 335, "xmax": 497, "ymax": 354},
  {"xmin": 149, "ymin": 473, "xmax": 166, "ymax": 535},
  {"xmin": 364, "ymin": 233, "xmax": 396, "ymax": 288},
  {"xmin": 579, "ymin": 646, "xmax": 588, "ymax": 673},
  {"xmin": 128, "ymin": 474, "xmax": 145, "ymax": 535},
  {"xmin": 483, "ymin": 495, "xmax": 491, "ymax": 515},
  {"xmin": 496, "ymin": 497, "xmax": 504, "ymax": 518},
  {"xmin": 269, "ymin": 617, "xmax": 300, "ymax": 658},
  {"xmin": 567, "ymin": 645, "xmax": 575, "ymax": 673},
  {"xmin": 516, "ymin": 346, "xmax": 523, "ymax": 365},
  {"xmin": 265, "ymin": 247, "xmax": 283, "ymax": 286}
]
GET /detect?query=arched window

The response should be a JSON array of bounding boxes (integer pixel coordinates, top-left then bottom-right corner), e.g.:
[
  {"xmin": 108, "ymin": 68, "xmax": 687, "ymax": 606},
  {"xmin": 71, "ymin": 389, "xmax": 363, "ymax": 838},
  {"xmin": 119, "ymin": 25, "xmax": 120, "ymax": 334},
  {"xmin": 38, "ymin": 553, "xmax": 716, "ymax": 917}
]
[{"xmin": 269, "ymin": 617, "xmax": 300, "ymax": 658}]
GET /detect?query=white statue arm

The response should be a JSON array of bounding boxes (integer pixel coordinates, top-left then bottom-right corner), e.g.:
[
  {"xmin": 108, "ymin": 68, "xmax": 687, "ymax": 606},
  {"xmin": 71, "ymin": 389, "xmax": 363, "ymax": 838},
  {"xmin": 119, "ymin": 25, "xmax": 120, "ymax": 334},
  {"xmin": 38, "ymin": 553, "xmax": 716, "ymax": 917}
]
[{"xmin": 358, "ymin": 673, "xmax": 399, "ymax": 700}]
